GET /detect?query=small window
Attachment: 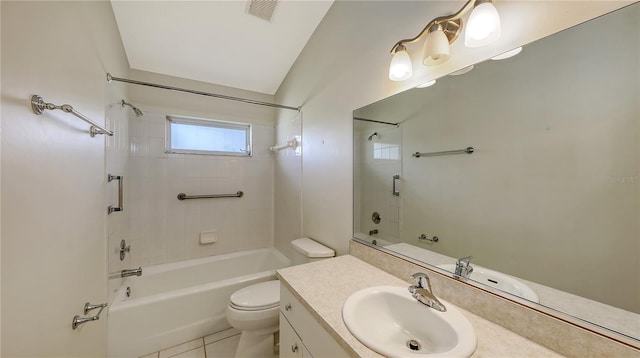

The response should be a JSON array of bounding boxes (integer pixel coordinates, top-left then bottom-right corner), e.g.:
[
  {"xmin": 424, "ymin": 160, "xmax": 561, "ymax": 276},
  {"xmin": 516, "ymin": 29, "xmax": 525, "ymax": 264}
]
[{"xmin": 166, "ymin": 116, "xmax": 251, "ymax": 156}]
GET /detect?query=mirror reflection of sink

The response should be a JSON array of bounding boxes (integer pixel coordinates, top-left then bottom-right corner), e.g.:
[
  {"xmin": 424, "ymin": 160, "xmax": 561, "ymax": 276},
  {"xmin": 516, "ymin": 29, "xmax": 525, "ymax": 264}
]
[
  {"xmin": 438, "ymin": 264, "xmax": 540, "ymax": 303},
  {"xmin": 342, "ymin": 286, "xmax": 477, "ymax": 358}
]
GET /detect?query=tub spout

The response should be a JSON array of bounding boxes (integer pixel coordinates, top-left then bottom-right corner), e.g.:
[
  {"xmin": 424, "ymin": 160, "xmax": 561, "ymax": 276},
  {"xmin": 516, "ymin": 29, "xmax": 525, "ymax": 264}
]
[{"xmin": 121, "ymin": 267, "xmax": 142, "ymax": 278}]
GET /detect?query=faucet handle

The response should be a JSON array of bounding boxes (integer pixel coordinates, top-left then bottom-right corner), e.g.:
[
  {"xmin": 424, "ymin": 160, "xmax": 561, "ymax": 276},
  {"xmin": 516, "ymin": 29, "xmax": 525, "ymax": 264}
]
[{"xmin": 410, "ymin": 272, "xmax": 430, "ymax": 290}]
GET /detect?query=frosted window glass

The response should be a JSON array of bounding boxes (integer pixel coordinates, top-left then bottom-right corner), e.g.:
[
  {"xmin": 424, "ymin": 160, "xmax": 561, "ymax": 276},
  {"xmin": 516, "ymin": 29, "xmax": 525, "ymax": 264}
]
[{"xmin": 166, "ymin": 116, "xmax": 251, "ymax": 156}]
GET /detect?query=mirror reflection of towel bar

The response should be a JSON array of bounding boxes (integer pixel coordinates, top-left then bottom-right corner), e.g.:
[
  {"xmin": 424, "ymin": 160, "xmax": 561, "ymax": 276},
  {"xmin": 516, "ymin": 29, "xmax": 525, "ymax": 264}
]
[
  {"xmin": 177, "ymin": 191, "xmax": 244, "ymax": 200},
  {"xmin": 412, "ymin": 147, "xmax": 474, "ymax": 158}
]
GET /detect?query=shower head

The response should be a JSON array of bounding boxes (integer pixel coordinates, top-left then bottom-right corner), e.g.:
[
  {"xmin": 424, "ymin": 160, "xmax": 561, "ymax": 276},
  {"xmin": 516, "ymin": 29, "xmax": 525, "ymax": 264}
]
[
  {"xmin": 367, "ymin": 132, "xmax": 378, "ymax": 141},
  {"xmin": 121, "ymin": 100, "xmax": 143, "ymax": 117}
]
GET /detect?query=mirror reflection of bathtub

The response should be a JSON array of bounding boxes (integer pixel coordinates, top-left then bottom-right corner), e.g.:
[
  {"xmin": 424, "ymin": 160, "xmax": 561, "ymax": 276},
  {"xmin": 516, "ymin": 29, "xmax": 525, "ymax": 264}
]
[
  {"xmin": 107, "ymin": 248, "xmax": 291, "ymax": 358},
  {"xmin": 353, "ymin": 3, "xmax": 640, "ymax": 343}
]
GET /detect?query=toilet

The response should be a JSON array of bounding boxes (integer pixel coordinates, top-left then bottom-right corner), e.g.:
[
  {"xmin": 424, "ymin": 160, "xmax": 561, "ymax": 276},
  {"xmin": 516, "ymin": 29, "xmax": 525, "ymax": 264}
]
[{"xmin": 226, "ymin": 238, "xmax": 335, "ymax": 358}]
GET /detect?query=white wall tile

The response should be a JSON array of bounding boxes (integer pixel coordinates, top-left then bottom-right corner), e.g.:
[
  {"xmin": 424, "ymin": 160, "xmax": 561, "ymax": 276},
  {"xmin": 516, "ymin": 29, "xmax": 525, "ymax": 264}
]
[{"xmin": 122, "ymin": 107, "xmax": 275, "ymax": 266}]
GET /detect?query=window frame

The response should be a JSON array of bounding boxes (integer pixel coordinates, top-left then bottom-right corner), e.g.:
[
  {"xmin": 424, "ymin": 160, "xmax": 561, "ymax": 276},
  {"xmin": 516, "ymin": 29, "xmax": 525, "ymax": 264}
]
[{"xmin": 165, "ymin": 115, "xmax": 252, "ymax": 157}]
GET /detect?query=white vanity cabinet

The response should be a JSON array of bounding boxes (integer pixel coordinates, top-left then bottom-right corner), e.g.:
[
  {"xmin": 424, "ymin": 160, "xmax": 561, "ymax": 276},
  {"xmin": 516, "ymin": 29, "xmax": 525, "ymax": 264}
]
[{"xmin": 280, "ymin": 285, "xmax": 350, "ymax": 358}]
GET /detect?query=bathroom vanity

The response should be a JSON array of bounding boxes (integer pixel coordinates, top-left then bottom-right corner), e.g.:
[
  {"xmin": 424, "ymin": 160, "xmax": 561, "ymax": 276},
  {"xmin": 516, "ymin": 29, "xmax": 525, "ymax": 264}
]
[{"xmin": 277, "ymin": 255, "xmax": 562, "ymax": 357}]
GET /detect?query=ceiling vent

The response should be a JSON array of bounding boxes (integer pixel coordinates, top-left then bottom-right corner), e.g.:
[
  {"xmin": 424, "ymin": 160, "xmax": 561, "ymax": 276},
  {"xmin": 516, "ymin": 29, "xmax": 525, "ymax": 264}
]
[{"xmin": 247, "ymin": 0, "xmax": 278, "ymax": 22}]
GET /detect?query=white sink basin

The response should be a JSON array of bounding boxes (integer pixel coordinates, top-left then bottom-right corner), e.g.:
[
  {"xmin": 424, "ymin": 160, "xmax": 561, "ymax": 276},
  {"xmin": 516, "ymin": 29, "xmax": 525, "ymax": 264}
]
[
  {"xmin": 342, "ymin": 286, "xmax": 477, "ymax": 358},
  {"xmin": 438, "ymin": 264, "xmax": 539, "ymax": 303}
]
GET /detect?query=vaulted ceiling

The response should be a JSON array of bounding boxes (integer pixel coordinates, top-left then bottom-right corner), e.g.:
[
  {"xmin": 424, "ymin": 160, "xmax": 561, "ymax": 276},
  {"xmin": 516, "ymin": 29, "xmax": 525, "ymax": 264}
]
[{"xmin": 111, "ymin": 1, "xmax": 334, "ymax": 95}]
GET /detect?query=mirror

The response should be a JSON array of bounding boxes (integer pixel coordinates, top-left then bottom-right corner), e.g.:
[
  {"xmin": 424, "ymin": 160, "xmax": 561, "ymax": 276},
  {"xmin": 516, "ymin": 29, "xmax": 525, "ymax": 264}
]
[{"xmin": 353, "ymin": 4, "xmax": 639, "ymax": 342}]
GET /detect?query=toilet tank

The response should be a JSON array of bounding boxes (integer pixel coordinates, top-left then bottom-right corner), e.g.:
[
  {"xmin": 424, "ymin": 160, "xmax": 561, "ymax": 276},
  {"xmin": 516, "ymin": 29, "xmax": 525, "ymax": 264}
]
[{"xmin": 290, "ymin": 238, "xmax": 335, "ymax": 265}]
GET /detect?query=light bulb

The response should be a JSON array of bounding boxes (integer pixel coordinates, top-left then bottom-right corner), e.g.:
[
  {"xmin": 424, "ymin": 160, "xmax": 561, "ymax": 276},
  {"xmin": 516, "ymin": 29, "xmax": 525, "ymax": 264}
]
[
  {"xmin": 465, "ymin": 1, "xmax": 501, "ymax": 48},
  {"xmin": 389, "ymin": 46, "xmax": 413, "ymax": 81}
]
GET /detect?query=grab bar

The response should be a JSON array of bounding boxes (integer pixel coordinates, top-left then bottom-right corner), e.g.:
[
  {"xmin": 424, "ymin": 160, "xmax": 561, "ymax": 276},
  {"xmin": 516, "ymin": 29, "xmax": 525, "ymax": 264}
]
[
  {"xmin": 392, "ymin": 174, "xmax": 400, "ymax": 197},
  {"xmin": 108, "ymin": 174, "xmax": 123, "ymax": 214},
  {"xmin": 31, "ymin": 95, "xmax": 113, "ymax": 137},
  {"xmin": 177, "ymin": 191, "xmax": 244, "ymax": 200},
  {"xmin": 412, "ymin": 147, "xmax": 474, "ymax": 158}
]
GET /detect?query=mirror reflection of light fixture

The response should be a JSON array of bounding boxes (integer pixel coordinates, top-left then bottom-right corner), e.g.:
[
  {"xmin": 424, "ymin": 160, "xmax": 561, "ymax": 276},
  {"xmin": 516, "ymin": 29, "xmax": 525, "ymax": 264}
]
[
  {"xmin": 449, "ymin": 65, "xmax": 474, "ymax": 76},
  {"xmin": 389, "ymin": 44, "xmax": 413, "ymax": 81},
  {"xmin": 389, "ymin": 0, "xmax": 502, "ymax": 81},
  {"xmin": 491, "ymin": 46, "xmax": 523, "ymax": 60},
  {"xmin": 416, "ymin": 80, "xmax": 437, "ymax": 88}
]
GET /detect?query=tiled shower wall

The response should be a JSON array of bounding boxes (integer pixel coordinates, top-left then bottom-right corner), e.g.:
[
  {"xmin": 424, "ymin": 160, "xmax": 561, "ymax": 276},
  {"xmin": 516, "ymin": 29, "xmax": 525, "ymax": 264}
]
[
  {"xmin": 122, "ymin": 111, "xmax": 275, "ymax": 267},
  {"xmin": 106, "ymin": 102, "xmax": 132, "ymax": 298},
  {"xmin": 354, "ymin": 124, "xmax": 401, "ymax": 243}
]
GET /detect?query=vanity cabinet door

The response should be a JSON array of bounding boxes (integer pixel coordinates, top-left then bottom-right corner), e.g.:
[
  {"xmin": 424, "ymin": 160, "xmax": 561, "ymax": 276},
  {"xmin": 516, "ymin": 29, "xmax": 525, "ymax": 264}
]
[
  {"xmin": 280, "ymin": 285, "xmax": 350, "ymax": 357},
  {"xmin": 280, "ymin": 312, "xmax": 303, "ymax": 358},
  {"xmin": 302, "ymin": 344, "xmax": 313, "ymax": 358}
]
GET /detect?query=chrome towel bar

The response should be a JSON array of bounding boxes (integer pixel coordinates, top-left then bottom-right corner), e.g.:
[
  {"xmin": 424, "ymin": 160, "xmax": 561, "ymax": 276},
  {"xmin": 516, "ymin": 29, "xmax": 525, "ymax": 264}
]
[
  {"xmin": 412, "ymin": 147, "xmax": 474, "ymax": 158},
  {"xmin": 30, "ymin": 95, "xmax": 113, "ymax": 137},
  {"xmin": 177, "ymin": 191, "xmax": 244, "ymax": 200}
]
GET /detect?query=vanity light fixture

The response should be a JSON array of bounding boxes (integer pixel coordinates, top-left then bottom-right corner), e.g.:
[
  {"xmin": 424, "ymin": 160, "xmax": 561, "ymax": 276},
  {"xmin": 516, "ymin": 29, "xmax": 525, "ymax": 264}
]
[
  {"xmin": 422, "ymin": 26, "xmax": 451, "ymax": 66},
  {"xmin": 389, "ymin": 0, "xmax": 501, "ymax": 81},
  {"xmin": 389, "ymin": 44, "xmax": 413, "ymax": 81},
  {"xmin": 465, "ymin": 0, "xmax": 501, "ymax": 48},
  {"xmin": 491, "ymin": 46, "xmax": 523, "ymax": 60}
]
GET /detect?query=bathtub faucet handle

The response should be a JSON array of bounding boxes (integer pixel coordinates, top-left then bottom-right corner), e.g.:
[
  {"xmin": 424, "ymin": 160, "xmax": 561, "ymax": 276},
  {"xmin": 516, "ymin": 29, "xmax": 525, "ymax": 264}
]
[{"xmin": 119, "ymin": 239, "xmax": 131, "ymax": 261}]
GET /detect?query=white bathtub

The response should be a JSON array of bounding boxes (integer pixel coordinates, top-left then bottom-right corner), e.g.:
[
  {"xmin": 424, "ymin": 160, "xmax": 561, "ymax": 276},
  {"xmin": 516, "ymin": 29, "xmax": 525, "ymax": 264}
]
[{"xmin": 107, "ymin": 248, "xmax": 291, "ymax": 358}]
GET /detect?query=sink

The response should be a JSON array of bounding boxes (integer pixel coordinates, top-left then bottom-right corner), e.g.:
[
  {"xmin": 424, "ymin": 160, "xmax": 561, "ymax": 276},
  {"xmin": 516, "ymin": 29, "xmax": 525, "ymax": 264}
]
[
  {"xmin": 342, "ymin": 286, "xmax": 477, "ymax": 358},
  {"xmin": 438, "ymin": 264, "xmax": 539, "ymax": 303}
]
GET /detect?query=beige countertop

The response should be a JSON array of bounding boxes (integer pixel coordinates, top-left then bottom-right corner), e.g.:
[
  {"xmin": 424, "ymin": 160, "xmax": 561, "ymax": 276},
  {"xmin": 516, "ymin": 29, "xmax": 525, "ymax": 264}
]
[{"xmin": 277, "ymin": 255, "xmax": 563, "ymax": 358}]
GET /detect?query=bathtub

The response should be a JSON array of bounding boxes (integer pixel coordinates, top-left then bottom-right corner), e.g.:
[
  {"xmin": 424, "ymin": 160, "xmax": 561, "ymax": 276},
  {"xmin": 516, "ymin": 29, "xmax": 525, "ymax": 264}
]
[{"xmin": 107, "ymin": 248, "xmax": 291, "ymax": 358}]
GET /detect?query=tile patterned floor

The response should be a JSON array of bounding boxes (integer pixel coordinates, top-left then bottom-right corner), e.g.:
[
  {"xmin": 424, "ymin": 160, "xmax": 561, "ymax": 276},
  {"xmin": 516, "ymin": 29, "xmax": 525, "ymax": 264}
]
[{"xmin": 140, "ymin": 328, "xmax": 241, "ymax": 358}]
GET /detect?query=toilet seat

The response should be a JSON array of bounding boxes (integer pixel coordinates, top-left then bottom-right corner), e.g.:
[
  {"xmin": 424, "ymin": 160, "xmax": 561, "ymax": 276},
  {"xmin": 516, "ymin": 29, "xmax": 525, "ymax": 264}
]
[{"xmin": 229, "ymin": 280, "xmax": 280, "ymax": 311}]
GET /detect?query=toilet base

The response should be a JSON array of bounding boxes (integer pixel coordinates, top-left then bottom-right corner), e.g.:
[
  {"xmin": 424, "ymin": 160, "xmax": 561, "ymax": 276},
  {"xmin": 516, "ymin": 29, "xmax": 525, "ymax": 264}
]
[{"xmin": 234, "ymin": 329, "xmax": 277, "ymax": 358}]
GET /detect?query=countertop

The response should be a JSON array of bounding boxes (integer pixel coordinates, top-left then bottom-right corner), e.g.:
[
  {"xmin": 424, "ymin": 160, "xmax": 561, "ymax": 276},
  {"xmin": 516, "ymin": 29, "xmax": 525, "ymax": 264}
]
[{"xmin": 277, "ymin": 255, "xmax": 563, "ymax": 358}]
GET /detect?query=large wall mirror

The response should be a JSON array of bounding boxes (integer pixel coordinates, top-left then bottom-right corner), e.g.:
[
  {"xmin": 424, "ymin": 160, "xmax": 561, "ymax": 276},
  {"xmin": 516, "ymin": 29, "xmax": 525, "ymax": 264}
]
[{"xmin": 353, "ymin": 3, "xmax": 639, "ymax": 343}]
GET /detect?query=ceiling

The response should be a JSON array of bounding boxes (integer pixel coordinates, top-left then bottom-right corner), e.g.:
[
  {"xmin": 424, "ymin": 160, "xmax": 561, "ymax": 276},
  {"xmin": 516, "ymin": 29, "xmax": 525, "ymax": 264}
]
[{"xmin": 110, "ymin": 0, "xmax": 334, "ymax": 95}]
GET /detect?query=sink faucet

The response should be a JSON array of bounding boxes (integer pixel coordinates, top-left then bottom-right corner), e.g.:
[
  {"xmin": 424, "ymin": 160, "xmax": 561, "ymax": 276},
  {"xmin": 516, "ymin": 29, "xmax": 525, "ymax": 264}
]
[
  {"xmin": 121, "ymin": 267, "xmax": 142, "ymax": 278},
  {"xmin": 455, "ymin": 256, "xmax": 474, "ymax": 278},
  {"xmin": 408, "ymin": 272, "xmax": 446, "ymax": 312}
]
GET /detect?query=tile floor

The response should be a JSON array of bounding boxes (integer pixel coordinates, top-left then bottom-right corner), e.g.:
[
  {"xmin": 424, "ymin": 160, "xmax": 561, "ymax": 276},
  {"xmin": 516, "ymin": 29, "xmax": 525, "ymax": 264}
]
[{"xmin": 140, "ymin": 328, "xmax": 241, "ymax": 358}]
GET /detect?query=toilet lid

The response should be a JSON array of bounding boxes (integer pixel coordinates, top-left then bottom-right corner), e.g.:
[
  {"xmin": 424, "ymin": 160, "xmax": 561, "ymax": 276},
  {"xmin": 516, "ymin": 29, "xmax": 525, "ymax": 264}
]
[{"xmin": 230, "ymin": 280, "xmax": 280, "ymax": 311}]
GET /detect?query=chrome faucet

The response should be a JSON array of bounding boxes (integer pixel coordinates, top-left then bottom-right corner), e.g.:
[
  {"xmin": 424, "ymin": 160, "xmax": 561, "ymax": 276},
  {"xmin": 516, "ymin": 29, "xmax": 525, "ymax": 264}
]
[
  {"xmin": 455, "ymin": 256, "xmax": 474, "ymax": 278},
  {"xmin": 408, "ymin": 272, "xmax": 446, "ymax": 312},
  {"xmin": 121, "ymin": 267, "xmax": 142, "ymax": 278}
]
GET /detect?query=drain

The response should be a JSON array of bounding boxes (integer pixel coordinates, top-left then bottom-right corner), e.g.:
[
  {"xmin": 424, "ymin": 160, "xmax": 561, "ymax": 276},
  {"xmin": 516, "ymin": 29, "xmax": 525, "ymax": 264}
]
[{"xmin": 407, "ymin": 339, "xmax": 421, "ymax": 351}]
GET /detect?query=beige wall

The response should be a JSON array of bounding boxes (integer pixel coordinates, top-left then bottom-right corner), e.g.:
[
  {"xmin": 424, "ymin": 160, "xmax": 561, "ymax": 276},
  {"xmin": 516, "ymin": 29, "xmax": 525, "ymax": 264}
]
[
  {"xmin": 1, "ymin": 1, "xmax": 129, "ymax": 355},
  {"xmin": 275, "ymin": 1, "xmax": 633, "ymax": 255}
]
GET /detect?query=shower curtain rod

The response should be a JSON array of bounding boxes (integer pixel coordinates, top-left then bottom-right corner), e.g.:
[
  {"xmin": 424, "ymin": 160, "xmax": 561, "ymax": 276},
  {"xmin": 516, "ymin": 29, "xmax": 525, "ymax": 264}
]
[
  {"xmin": 106, "ymin": 73, "xmax": 301, "ymax": 112},
  {"xmin": 353, "ymin": 117, "xmax": 400, "ymax": 127}
]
